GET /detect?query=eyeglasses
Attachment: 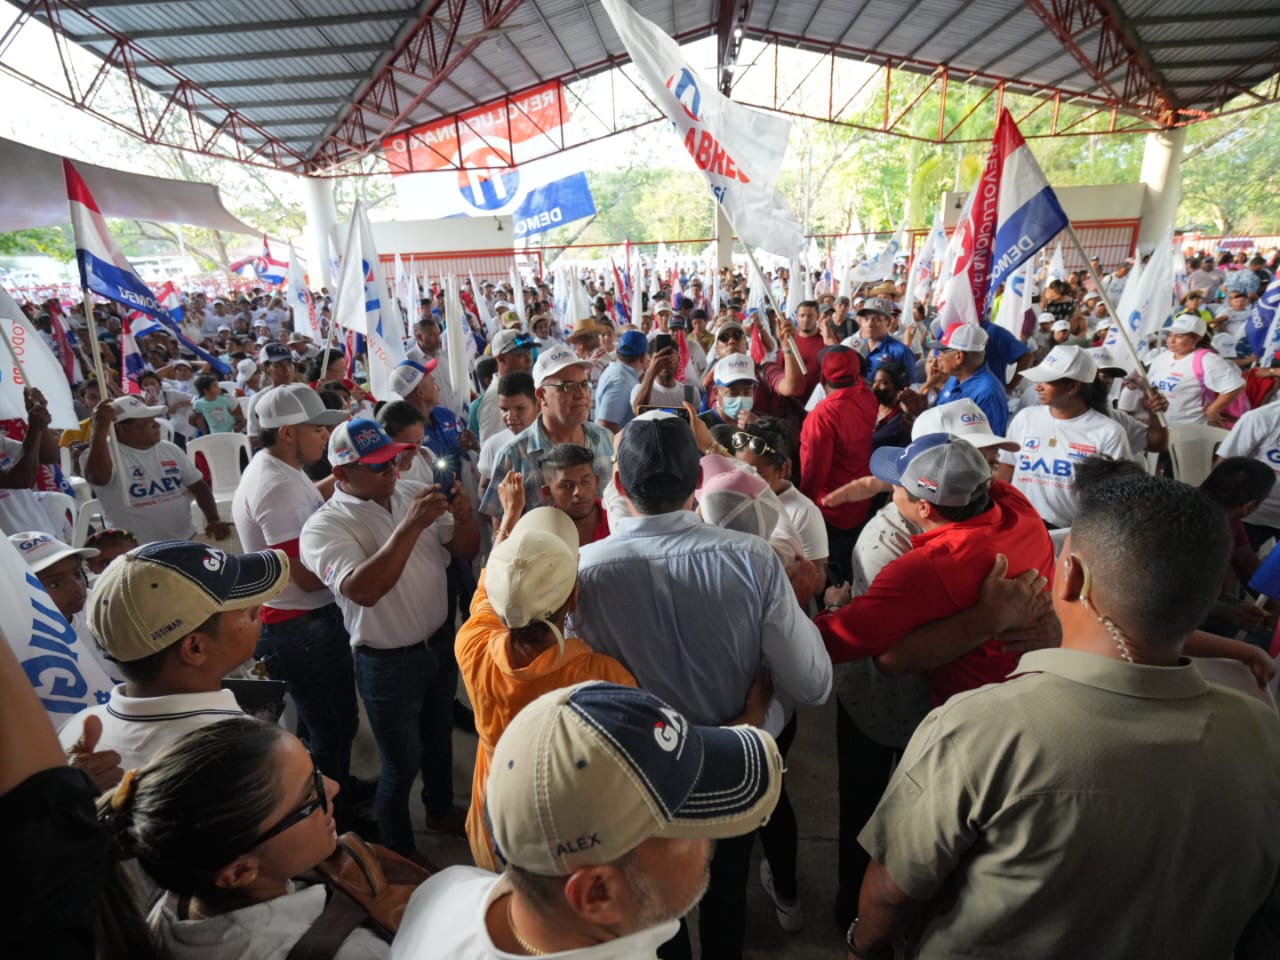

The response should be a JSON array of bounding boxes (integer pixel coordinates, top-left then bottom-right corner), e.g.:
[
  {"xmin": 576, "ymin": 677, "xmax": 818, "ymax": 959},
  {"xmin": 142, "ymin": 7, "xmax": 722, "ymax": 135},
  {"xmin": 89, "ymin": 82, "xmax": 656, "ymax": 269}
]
[
  {"xmin": 241, "ymin": 757, "xmax": 328, "ymax": 853},
  {"xmin": 542, "ymin": 380, "xmax": 590, "ymax": 395},
  {"xmin": 718, "ymin": 330, "xmax": 744, "ymax": 343},
  {"xmin": 731, "ymin": 431, "xmax": 780, "ymax": 459}
]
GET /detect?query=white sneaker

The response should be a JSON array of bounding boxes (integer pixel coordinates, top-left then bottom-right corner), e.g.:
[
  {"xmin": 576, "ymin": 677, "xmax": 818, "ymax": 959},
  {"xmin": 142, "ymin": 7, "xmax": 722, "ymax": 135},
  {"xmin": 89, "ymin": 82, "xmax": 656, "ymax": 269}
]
[{"xmin": 759, "ymin": 858, "xmax": 803, "ymax": 933}]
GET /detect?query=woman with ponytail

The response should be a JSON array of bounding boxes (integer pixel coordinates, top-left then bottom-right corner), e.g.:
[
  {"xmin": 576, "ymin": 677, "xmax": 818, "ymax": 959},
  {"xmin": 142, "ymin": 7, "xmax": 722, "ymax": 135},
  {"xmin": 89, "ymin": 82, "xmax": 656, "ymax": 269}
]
[
  {"xmin": 455, "ymin": 480, "xmax": 634, "ymax": 870},
  {"xmin": 101, "ymin": 716, "xmax": 388, "ymax": 959}
]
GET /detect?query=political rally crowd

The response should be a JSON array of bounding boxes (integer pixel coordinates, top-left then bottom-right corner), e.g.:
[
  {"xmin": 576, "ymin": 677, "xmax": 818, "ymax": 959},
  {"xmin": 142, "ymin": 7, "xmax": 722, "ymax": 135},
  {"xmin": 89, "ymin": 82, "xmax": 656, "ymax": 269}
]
[{"xmin": 6, "ymin": 247, "xmax": 1280, "ymax": 960}]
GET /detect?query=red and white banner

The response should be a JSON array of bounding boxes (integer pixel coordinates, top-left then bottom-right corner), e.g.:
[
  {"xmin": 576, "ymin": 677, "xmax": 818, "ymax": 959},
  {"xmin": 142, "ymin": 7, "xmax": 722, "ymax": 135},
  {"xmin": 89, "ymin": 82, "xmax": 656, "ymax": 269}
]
[{"xmin": 382, "ymin": 81, "xmax": 569, "ymax": 175}]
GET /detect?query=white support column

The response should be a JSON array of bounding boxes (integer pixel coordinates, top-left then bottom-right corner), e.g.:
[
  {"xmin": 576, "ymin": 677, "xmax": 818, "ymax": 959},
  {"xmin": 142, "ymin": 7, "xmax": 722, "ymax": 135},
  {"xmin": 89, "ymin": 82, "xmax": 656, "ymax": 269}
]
[
  {"xmin": 301, "ymin": 175, "xmax": 339, "ymax": 291},
  {"xmin": 1137, "ymin": 125, "xmax": 1186, "ymax": 253}
]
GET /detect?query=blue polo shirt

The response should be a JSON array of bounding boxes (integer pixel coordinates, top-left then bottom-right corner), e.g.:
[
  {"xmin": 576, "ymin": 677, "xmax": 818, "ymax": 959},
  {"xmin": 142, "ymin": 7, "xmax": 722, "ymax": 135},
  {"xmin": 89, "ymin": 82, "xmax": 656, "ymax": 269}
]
[
  {"xmin": 938, "ymin": 365, "xmax": 1011, "ymax": 435},
  {"xmin": 423, "ymin": 405, "xmax": 464, "ymax": 463},
  {"xmin": 980, "ymin": 320, "xmax": 1030, "ymax": 384},
  {"xmin": 864, "ymin": 335, "xmax": 916, "ymax": 380}
]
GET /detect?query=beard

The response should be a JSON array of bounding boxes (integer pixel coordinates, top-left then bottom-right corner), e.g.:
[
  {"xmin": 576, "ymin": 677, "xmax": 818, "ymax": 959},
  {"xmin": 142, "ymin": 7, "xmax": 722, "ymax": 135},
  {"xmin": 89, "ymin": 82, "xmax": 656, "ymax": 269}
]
[{"xmin": 622, "ymin": 841, "xmax": 714, "ymax": 929}]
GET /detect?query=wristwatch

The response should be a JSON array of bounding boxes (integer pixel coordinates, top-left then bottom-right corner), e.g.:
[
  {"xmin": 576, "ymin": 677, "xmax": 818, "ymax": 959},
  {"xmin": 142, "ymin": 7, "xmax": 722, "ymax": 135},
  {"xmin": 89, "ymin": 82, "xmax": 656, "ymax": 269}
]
[{"xmin": 845, "ymin": 918, "xmax": 893, "ymax": 959}]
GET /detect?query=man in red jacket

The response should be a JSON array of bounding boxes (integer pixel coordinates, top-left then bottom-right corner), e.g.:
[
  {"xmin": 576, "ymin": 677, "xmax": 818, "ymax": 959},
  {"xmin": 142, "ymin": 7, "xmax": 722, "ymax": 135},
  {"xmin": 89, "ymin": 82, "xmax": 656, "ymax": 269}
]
[
  {"xmin": 800, "ymin": 345, "xmax": 877, "ymax": 582},
  {"xmin": 817, "ymin": 432, "xmax": 1055, "ymax": 706}
]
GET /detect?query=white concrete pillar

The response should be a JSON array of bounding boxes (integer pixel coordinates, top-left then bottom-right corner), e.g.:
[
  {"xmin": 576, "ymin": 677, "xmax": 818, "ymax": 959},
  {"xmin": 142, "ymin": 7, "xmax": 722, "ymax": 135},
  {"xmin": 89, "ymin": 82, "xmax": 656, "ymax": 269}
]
[
  {"xmin": 716, "ymin": 203, "xmax": 733, "ymax": 271},
  {"xmin": 1137, "ymin": 125, "xmax": 1186, "ymax": 252},
  {"xmin": 301, "ymin": 175, "xmax": 339, "ymax": 291}
]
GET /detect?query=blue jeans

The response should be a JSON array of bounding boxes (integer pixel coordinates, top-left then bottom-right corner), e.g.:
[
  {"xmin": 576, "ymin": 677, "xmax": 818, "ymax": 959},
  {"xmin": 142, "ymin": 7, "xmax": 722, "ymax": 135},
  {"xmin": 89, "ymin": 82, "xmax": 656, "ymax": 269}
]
[
  {"xmin": 255, "ymin": 605, "xmax": 358, "ymax": 820},
  {"xmin": 355, "ymin": 624, "xmax": 457, "ymax": 856}
]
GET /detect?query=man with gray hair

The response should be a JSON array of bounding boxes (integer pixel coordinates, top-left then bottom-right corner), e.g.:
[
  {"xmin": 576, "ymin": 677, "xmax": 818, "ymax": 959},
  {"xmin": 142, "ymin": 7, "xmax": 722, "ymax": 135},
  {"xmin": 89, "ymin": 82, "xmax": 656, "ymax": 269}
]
[{"xmin": 849, "ymin": 474, "xmax": 1280, "ymax": 959}]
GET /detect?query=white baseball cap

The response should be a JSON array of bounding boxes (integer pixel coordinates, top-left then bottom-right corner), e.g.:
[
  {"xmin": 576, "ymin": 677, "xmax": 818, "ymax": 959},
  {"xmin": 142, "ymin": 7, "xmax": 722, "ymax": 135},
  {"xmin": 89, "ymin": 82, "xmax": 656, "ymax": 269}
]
[
  {"xmin": 485, "ymin": 507, "xmax": 579, "ymax": 630},
  {"xmin": 235, "ymin": 358, "xmax": 258, "ymax": 382},
  {"xmin": 110, "ymin": 395, "xmax": 166, "ymax": 420},
  {"xmin": 1168, "ymin": 314, "xmax": 1208, "ymax": 338},
  {"xmin": 1050, "ymin": 319, "xmax": 1071, "ymax": 333},
  {"xmin": 388, "ymin": 358, "xmax": 437, "ymax": 398},
  {"xmin": 714, "ymin": 353, "xmax": 757, "ymax": 386},
  {"xmin": 910, "ymin": 399, "xmax": 1017, "ymax": 451},
  {"xmin": 8, "ymin": 531, "xmax": 98, "ymax": 574},
  {"xmin": 929, "ymin": 322, "xmax": 989, "ymax": 352},
  {"xmin": 533, "ymin": 343, "xmax": 591, "ymax": 388},
  {"xmin": 1021, "ymin": 344, "xmax": 1099, "ymax": 384}
]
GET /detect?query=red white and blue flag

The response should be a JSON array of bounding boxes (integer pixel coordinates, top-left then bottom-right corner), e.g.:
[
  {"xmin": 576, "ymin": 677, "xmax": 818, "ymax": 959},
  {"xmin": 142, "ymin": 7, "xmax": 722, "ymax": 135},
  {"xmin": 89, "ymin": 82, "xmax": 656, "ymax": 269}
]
[
  {"xmin": 611, "ymin": 259, "xmax": 630, "ymax": 323},
  {"xmin": 155, "ymin": 280, "xmax": 184, "ymax": 322},
  {"xmin": 935, "ymin": 109, "xmax": 1067, "ymax": 327},
  {"xmin": 120, "ymin": 317, "xmax": 145, "ymax": 394},
  {"xmin": 229, "ymin": 234, "xmax": 288, "ymax": 285},
  {"xmin": 64, "ymin": 158, "xmax": 229, "ymax": 375}
]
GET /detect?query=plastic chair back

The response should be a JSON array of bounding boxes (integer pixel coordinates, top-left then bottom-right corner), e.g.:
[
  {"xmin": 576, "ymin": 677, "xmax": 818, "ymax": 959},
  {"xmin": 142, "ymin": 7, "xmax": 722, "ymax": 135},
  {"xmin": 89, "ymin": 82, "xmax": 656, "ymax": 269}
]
[
  {"xmin": 1166, "ymin": 424, "xmax": 1229, "ymax": 487},
  {"xmin": 187, "ymin": 433, "xmax": 251, "ymax": 499}
]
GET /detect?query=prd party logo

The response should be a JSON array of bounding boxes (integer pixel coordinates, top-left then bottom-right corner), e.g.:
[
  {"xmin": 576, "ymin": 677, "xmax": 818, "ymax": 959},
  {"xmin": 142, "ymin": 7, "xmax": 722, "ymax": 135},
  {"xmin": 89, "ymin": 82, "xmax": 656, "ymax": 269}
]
[
  {"xmin": 455, "ymin": 136, "xmax": 520, "ymax": 211},
  {"xmin": 665, "ymin": 68, "xmax": 751, "ymax": 184}
]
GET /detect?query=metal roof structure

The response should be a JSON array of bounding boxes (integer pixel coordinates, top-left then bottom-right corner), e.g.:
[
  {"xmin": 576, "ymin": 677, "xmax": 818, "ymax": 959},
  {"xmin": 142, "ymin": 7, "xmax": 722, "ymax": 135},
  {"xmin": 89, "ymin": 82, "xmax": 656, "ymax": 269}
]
[{"xmin": 3, "ymin": 0, "xmax": 1279, "ymax": 175}]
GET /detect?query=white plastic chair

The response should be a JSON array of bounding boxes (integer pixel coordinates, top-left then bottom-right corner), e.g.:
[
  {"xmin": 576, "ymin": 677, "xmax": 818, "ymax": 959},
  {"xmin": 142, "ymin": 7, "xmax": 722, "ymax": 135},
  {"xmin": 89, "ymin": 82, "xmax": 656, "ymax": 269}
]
[
  {"xmin": 1165, "ymin": 425, "xmax": 1229, "ymax": 487},
  {"xmin": 72, "ymin": 498, "xmax": 105, "ymax": 548},
  {"xmin": 187, "ymin": 433, "xmax": 251, "ymax": 499},
  {"xmin": 236, "ymin": 394, "xmax": 254, "ymax": 419},
  {"xmin": 218, "ymin": 381, "xmax": 239, "ymax": 395}
]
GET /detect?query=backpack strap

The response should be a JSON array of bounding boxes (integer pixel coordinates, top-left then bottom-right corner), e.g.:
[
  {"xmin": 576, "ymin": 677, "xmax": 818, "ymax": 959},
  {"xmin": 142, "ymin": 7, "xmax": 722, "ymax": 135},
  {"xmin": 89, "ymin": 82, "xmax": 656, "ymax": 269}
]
[
  {"xmin": 1190, "ymin": 348, "xmax": 1215, "ymax": 407},
  {"xmin": 285, "ymin": 883, "xmax": 371, "ymax": 960}
]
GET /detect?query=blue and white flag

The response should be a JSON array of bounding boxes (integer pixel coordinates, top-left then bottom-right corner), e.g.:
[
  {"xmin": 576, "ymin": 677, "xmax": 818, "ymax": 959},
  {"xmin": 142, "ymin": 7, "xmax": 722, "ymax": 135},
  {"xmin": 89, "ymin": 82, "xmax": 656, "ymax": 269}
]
[
  {"xmin": 986, "ymin": 110, "xmax": 1070, "ymax": 300},
  {"xmin": 0, "ymin": 533, "xmax": 113, "ymax": 729},
  {"xmin": 64, "ymin": 158, "xmax": 229, "ymax": 375},
  {"xmin": 1246, "ymin": 275, "xmax": 1280, "ymax": 359},
  {"xmin": 333, "ymin": 201, "xmax": 404, "ymax": 399}
]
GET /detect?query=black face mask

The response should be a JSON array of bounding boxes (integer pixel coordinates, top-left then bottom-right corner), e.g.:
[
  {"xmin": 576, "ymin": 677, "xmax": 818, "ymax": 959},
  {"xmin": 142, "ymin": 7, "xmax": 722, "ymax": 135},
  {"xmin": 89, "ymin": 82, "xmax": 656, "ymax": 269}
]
[{"xmin": 873, "ymin": 387, "xmax": 897, "ymax": 406}]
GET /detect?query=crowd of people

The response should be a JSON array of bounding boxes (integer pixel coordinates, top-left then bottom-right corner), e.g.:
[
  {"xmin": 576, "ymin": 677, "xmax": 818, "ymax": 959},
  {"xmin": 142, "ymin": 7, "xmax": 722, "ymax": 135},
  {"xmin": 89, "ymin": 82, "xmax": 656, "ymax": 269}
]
[{"xmin": 5, "ymin": 244, "xmax": 1280, "ymax": 960}]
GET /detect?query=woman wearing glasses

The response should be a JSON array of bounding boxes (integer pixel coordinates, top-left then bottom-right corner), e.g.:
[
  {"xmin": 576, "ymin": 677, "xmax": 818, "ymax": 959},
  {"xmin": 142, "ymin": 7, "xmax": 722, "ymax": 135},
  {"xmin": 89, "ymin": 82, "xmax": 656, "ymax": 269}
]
[{"xmin": 102, "ymin": 716, "xmax": 390, "ymax": 959}]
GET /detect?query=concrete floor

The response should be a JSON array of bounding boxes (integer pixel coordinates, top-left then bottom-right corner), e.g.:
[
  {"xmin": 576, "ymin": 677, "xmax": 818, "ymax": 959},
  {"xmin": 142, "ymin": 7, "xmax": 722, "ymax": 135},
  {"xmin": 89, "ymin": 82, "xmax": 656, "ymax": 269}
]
[{"xmin": 352, "ymin": 691, "xmax": 846, "ymax": 959}]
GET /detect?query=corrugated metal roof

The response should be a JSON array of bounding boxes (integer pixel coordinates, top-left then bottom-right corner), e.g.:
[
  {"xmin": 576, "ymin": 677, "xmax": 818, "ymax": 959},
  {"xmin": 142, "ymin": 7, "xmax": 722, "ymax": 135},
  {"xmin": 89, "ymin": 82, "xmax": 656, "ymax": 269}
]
[{"xmin": 33, "ymin": 0, "xmax": 1280, "ymax": 172}]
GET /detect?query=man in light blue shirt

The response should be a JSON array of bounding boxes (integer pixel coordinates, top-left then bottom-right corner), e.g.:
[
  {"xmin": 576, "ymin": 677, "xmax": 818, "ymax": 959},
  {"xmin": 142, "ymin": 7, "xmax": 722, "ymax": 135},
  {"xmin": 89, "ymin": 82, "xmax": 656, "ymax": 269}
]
[
  {"xmin": 593, "ymin": 330, "xmax": 649, "ymax": 433},
  {"xmin": 571, "ymin": 411, "xmax": 831, "ymax": 960}
]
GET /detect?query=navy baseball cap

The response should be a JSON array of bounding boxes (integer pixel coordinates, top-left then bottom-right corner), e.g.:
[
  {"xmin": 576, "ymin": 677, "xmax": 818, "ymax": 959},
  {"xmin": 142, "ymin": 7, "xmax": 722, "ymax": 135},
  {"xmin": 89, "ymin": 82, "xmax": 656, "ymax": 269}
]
[
  {"xmin": 328, "ymin": 418, "xmax": 414, "ymax": 467},
  {"xmin": 486, "ymin": 682, "xmax": 782, "ymax": 875},
  {"xmin": 870, "ymin": 432, "xmax": 991, "ymax": 506}
]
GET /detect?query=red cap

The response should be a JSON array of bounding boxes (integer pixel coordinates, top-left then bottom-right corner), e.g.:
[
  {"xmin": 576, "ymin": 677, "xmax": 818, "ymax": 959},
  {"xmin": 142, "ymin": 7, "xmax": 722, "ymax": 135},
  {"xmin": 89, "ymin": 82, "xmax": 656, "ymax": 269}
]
[{"xmin": 820, "ymin": 346, "xmax": 862, "ymax": 385}]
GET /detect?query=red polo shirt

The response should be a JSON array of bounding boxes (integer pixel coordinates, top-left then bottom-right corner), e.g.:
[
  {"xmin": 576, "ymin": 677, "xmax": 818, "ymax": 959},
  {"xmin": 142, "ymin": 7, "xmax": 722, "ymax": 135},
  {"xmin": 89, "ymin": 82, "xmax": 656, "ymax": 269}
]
[
  {"xmin": 799, "ymin": 379, "xmax": 877, "ymax": 530},
  {"xmin": 817, "ymin": 481, "xmax": 1054, "ymax": 705}
]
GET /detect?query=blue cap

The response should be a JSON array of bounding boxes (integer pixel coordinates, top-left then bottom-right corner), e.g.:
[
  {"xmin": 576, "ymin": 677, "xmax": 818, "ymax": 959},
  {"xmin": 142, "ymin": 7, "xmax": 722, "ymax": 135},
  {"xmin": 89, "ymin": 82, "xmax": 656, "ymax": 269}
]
[
  {"xmin": 328, "ymin": 418, "xmax": 414, "ymax": 467},
  {"xmin": 617, "ymin": 330, "xmax": 650, "ymax": 358}
]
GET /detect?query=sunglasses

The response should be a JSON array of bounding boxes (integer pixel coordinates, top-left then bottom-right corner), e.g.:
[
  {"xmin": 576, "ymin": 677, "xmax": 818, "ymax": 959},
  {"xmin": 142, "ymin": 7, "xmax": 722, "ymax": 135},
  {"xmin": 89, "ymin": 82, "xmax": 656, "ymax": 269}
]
[
  {"xmin": 348, "ymin": 459, "xmax": 396, "ymax": 473},
  {"xmin": 241, "ymin": 757, "xmax": 327, "ymax": 853},
  {"xmin": 731, "ymin": 431, "xmax": 780, "ymax": 459},
  {"xmin": 718, "ymin": 330, "xmax": 744, "ymax": 343}
]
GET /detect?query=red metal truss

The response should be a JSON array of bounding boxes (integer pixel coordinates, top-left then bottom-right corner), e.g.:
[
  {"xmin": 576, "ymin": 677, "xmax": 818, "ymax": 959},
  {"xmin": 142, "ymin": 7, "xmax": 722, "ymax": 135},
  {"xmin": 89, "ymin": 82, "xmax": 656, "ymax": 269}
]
[
  {"xmin": 305, "ymin": 0, "xmax": 527, "ymax": 173},
  {"xmin": 0, "ymin": 0, "xmax": 310, "ymax": 171},
  {"xmin": 1020, "ymin": 0, "xmax": 1180, "ymax": 123}
]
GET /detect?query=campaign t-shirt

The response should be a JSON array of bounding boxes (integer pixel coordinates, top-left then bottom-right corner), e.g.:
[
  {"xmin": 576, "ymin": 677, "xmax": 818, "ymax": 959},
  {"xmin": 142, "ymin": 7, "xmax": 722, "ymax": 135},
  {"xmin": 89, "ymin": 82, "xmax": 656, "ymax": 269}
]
[
  {"xmin": 1218, "ymin": 403, "xmax": 1280, "ymax": 528},
  {"xmin": 232, "ymin": 451, "xmax": 330, "ymax": 616},
  {"xmin": 93, "ymin": 440, "xmax": 202, "ymax": 544},
  {"xmin": 1147, "ymin": 349, "xmax": 1245, "ymax": 425},
  {"xmin": 999, "ymin": 405, "xmax": 1133, "ymax": 528}
]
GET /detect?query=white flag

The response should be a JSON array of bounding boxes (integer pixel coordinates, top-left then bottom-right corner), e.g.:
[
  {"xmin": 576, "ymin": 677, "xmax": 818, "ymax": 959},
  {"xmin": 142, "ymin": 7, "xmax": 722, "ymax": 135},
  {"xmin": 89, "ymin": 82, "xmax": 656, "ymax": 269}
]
[
  {"xmin": 600, "ymin": 0, "xmax": 802, "ymax": 258},
  {"xmin": 848, "ymin": 219, "xmax": 906, "ymax": 283},
  {"xmin": 510, "ymin": 267, "xmax": 527, "ymax": 327},
  {"xmin": 1129, "ymin": 230, "xmax": 1176, "ymax": 342},
  {"xmin": 994, "ymin": 257, "xmax": 1035, "ymax": 339},
  {"xmin": 334, "ymin": 201, "xmax": 404, "ymax": 399},
  {"xmin": 443, "ymin": 276, "xmax": 471, "ymax": 416},
  {"xmin": 0, "ymin": 287, "xmax": 78, "ymax": 429},
  {"xmin": 285, "ymin": 243, "xmax": 322, "ymax": 343},
  {"xmin": 470, "ymin": 272, "xmax": 496, "ymax": 338},
  {"xmin": 1047, "ymin": 241, "xmax": 1066, "ymax": 282}
]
